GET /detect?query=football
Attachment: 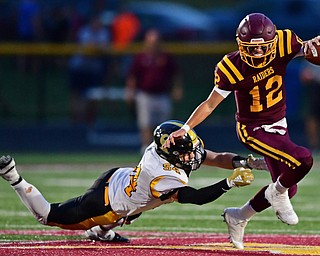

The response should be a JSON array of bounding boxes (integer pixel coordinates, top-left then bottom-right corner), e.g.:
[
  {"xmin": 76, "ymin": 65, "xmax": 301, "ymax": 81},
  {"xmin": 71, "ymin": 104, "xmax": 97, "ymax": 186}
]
[{"xmin": 304, "ymin": 42, "xmax": 320, "ymax": 65}]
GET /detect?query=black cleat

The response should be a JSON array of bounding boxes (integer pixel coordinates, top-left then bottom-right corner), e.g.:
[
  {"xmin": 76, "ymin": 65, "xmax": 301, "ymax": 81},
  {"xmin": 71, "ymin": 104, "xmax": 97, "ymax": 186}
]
[{"xmin": 113, "ymin": 232, "xmax": 130, "ymax": 243}]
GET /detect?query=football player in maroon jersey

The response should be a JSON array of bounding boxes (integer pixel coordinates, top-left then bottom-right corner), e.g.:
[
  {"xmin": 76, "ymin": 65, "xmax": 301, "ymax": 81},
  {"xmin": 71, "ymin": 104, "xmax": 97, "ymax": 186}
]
[{"xmin": 164, "ymin": 13, "xmax": 319, "ymax": 249}]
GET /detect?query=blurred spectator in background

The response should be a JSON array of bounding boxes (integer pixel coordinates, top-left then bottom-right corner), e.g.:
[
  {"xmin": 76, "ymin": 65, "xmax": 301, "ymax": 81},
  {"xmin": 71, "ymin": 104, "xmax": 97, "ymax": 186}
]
[
  {"xmin": 67, "ymin": 4, "xmax": 85, "ymax": 42},
  {"xmin": 109, "ymin": 9, "xmax": 141, "ymax": 92},
  {"xmin": 42, "ymin": 5, "xmax": 70, "ymax": 43},
  {"xmin": 111, "ymin": 11, "xmax": 140, "ymax": 50},
  {"xmin": 16, "ymin": 0, "xmax": 43, "ymax": 73},
  {"xmin": 300, "ymin": 61, "xmax": 320, "ymax": 152},
  {"xmin": 125, "ymin": 29, "xmax": 183, "ymax": 153},
  {"xmin": 16, "ymin": 0, "xmax": 42, "ymax": 42},
  {"xmin": 41, "ymin": 5, "xmax": 71, "ymax": 67},
  {"xmin": 68, "ymin": 15, "xmax": 111, "ymax": 126}
]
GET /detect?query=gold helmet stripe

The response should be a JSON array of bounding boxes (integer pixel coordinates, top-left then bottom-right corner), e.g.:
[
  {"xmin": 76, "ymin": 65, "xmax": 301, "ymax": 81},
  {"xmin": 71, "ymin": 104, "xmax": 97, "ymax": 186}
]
[
  {"xmin": 170, "ymin": 120, "xmax": 198, "ymax": 144},
  {"xmin": 170, "ymin": 121, "xmax": 184, "ymax": 128},
  {"xmin": 223, "ymin": 55, "xmax": 244, "ymax": 81}
]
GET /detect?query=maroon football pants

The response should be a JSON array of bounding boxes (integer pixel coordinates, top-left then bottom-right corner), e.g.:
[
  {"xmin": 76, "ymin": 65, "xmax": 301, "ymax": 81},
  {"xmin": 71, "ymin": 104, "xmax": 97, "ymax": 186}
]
[{"xmin": 236, "ymin": 122, "xmax": 313, "ymax": 212}]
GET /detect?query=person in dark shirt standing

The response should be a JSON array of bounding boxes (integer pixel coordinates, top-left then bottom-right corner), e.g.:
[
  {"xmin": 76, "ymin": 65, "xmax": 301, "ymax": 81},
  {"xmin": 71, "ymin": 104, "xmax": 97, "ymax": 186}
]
[{"xmin": 125, "ymin": 29, "xmax": 183, "ymax": 153}]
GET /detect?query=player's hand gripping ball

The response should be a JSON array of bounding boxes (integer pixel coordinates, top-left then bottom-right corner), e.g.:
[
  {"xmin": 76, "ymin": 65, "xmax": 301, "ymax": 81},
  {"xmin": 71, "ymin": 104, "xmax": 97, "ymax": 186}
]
[{"xmin": 304, "ymin": 36, "xmax": 320, "ymax": 65}]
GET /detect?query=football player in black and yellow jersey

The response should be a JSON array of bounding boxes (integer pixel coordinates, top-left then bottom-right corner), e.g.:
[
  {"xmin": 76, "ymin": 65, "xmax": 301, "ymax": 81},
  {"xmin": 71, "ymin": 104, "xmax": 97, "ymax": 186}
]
[{"xmin": 0, "ymin": 120, "xmax": 266, "ymax": 243}]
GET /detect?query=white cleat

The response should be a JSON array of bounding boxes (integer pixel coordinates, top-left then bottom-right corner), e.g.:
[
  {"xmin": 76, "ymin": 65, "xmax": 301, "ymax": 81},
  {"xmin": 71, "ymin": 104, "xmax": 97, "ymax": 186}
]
[
  {"xmin": 222, "ymin": 207, "xmax": 248, "ymax": 250},
  {"xmin": 0, "ymin": 155, "xmax": 20, "ymax": 184},
  {"xmin": 85, "ymin": 227, "xmax": 129, "ymax": 243},
  {"xmin": 265, "ymin": 183, "xmax": 298, "ymax": 225}
]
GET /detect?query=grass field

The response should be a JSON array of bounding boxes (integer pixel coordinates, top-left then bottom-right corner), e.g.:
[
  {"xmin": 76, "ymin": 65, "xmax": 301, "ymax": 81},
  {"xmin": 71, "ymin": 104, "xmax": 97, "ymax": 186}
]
[{"xmin": 0, "ymin": 152, "xmax": 319, "ymax": 242}]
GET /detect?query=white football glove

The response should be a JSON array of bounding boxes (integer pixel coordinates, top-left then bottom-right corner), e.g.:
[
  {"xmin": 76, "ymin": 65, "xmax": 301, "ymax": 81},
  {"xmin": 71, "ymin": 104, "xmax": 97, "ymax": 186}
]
[
  {"xmin": 303, "ymin": 35, "xmax": 320, "ymax": 56},
  {"xmin": 246, "ymin": 154, "xmax": 269, "ymax": 171}
]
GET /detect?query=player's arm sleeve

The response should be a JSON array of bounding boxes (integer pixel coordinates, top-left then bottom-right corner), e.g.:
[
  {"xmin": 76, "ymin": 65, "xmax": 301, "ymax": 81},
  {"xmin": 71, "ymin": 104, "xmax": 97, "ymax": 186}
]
[
  {"xmin": 213, "ymin": 86, "xmax": 232, "ymax": 98},
  {"xmin": 281, "ymin": 29, "xmax": 304, "ymax": 58},
  {"xmin": 213, "ymin": 63, "xmax": 232, "ymax": 98},
  {"xmin": 177, "ymin": 179, "xmax": 231, "ymax": 205}
]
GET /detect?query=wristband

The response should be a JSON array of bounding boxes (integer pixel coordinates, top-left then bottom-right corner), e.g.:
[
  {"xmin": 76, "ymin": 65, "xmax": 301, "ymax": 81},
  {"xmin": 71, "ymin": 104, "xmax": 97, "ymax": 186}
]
[
  {"xmin": 226, "ymin": 177, "xmax": 233, "ymax": 188},
  {"xmin": 181, "ymin": 124, "xmax": 190, "ymax": 133},
  {"xmin": 232, "ymin": 155, "xmax": 248, "ymax": 168}
]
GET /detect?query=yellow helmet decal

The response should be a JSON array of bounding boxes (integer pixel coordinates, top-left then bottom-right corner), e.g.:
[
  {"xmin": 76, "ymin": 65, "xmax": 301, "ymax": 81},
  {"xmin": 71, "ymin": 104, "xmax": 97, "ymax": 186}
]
[
  {"xmin": 159, "ymin": 134, "xmax": 169, "ymax": 154},
  {"xmin": 169, "ymin": 121, "xmax": 198, "ymax": 146}
]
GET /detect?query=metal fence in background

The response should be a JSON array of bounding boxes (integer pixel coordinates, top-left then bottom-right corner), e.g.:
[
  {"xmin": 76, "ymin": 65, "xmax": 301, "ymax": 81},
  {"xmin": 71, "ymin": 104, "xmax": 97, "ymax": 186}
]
[
  {"xmin": 0, "ymin": 42, "xmax": 308, "ymax": 152},
  {"xmin": 0, "ymin": 41, "xmax": 237, "ymax": 123}
]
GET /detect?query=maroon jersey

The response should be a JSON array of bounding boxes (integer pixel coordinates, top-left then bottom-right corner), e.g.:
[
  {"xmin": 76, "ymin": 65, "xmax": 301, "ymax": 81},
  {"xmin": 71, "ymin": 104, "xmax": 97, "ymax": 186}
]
[
  {"xmin": 128, "ymin": 52, "xmax": 178, "ymax": 94},
  {"xmin": 215, "ymin": 30, "xmax": 303, "ymax": 125}
]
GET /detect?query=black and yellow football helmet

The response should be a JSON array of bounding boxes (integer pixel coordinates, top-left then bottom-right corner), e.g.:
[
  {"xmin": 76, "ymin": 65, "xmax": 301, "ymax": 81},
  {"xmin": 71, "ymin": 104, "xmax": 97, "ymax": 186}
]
[
  {"xmin": 236, "ymin": 13, "xmax": 278, "ymax": 68},
  {"xmin": 153, "ymin": 120, "xmax": 206, "ymax": 174}
]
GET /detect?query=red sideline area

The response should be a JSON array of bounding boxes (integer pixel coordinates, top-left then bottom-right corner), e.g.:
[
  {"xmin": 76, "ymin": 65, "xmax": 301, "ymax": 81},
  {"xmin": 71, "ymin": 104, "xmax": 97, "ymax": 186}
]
[{"xmin": 0, "ymin": 230, "xmax": 319, "ymax": 256}]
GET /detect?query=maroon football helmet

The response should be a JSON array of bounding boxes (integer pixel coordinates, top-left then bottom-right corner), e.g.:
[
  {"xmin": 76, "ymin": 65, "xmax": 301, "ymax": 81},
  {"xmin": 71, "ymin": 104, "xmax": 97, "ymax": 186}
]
[{"xmin": 236, "ymin": 13, "xmax": 278, "ymax": 68}]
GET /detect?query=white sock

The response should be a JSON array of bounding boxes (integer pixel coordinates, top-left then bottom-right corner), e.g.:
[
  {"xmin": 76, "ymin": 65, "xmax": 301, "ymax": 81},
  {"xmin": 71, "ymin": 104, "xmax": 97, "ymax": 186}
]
[
  {"xmin": 275, "ymin": 177, "xmax": 288, "ymax": 194},
  {"xmin": 238, "ymin": 201, "xmax": 256, "ymax": 220},
  {"xmin": 12, "ymin": 179, "xmax": 51, "ymax": 224}
]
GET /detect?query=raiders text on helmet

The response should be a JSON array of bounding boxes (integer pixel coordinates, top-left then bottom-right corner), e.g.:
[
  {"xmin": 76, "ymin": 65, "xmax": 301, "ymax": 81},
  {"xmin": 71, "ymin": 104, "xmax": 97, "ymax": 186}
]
[
  {"xmin": 236, "ymin": 13, "xmax": 278, "ymax": 68},
  {"xmin": 153, "ymin": 120, "xmax": 206, "ymax": 175}
]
